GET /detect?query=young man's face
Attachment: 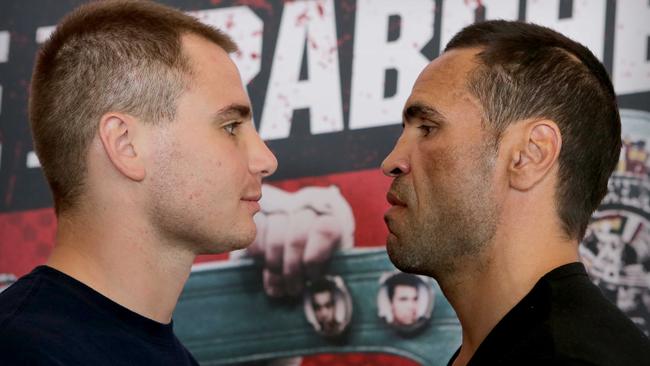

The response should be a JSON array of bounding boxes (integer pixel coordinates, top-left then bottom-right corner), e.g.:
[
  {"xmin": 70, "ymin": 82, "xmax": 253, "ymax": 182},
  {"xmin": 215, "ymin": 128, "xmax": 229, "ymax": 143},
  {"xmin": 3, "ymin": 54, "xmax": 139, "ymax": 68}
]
[
  {"xmin": 145, "ymin": 34, "xmax": 277, "ymax": 254},
  {"xmin": 382, "ymin": 48, "xmax": 500, "ymax": 279},
  {"xmin": 390, "ymin": 284, "xmax": 419, "ymax": 326},
  {"xmin": 312, "ymin": 290, "xmax": 336, "ymax": 329}
]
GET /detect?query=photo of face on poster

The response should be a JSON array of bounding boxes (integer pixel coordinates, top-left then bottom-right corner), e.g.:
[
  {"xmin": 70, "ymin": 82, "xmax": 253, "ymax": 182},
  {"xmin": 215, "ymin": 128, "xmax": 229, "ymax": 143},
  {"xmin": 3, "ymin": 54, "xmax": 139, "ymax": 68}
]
[
  {"xmin": 303, "ymin": 276, "xmax": 352, "ymax": 337},
  {"xmin": 377, "ymin": 272, "xmax": 434, "ymax": 333}
]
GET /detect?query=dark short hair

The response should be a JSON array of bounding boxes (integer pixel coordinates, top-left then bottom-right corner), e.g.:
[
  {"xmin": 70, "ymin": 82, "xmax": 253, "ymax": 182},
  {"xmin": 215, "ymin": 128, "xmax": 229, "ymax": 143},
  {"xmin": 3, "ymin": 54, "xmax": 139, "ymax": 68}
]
[
  {"xmin": 385, "ymin": 273, "xmax": 421, "ymax": 301},
  {"xmin": 309, "ymin": 277, "xmax": 337, "ymax": 297},
  {"xmin": 445, "ymin": 20, "xmax": 621, "ymax": 241},
  {"xmin": 30, "ymin": 0, "xmax": 237, "ymax": 215}
]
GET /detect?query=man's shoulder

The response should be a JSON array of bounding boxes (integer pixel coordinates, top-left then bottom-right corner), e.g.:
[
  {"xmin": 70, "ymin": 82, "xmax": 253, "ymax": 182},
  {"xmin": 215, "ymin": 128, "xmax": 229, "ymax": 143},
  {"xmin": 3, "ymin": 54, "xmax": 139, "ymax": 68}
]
[
  {"xmin": 0, "ymin": 266, "xmax": 80, "ymax": 326},
  {"xmin": 545, "ymin": 269, "xmax": 644, "ymax": 337},
  {"xmin": 0, "ymin": 267, "xmax": 51, "ymax": 327},
  {"xmin": 543, "ymin": 269, "xmax": 650, "ymax": 365},
  {"xmin": 0, "ymin": 268, "xmax": 79, "ymax": 365},
  {"xmin": 0, "ymin": 267, "xmax": 199, "ymax": 365},
  {"xmin": 0, "ymin": 325, "xmax": 76, "ymax": 366}
]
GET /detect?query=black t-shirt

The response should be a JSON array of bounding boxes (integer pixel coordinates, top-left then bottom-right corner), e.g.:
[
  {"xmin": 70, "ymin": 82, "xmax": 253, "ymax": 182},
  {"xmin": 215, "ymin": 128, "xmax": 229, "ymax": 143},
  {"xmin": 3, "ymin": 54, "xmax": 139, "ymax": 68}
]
[
  {"xmin": 448, "ymin": 263, "xmax": 650, "ymax": 366},
  {"xmin": 0, "ymin": 265, "xmax": 199, "ymax": 366}
]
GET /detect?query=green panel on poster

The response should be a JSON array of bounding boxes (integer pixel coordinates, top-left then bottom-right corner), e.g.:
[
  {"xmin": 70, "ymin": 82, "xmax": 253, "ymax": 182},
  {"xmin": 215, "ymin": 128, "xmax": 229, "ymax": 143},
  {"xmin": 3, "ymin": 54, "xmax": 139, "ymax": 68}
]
[{"xmin": 174, "ymin": 248, "xmax": 461, "ymax": 365}]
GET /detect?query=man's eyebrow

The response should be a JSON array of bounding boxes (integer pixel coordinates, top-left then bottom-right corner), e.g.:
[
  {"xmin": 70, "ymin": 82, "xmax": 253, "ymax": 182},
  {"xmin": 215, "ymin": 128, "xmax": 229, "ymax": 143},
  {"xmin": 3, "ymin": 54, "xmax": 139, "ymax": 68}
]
[
  {"xmin": 211, "ymin": 104, "xmax": 251, "ymax": 123},
  {"xmin": 403, "ymin": 103, "xmax": 446, "ymax": 125}
]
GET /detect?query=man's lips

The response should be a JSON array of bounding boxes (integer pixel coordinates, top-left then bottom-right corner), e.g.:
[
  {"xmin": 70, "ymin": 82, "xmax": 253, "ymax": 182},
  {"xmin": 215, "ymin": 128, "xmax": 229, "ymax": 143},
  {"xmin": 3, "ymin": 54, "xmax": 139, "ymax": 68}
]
[
  {"xmin": 241, "ymin": 193, "xmax": 262, "ymax": 202},
  {"xmin": 386, "ymin": 191, "xmax": 406, "ymax": 207},
  {"xmin": 242, "ymin": 192, "xmax": 262, "ymax": 212}
]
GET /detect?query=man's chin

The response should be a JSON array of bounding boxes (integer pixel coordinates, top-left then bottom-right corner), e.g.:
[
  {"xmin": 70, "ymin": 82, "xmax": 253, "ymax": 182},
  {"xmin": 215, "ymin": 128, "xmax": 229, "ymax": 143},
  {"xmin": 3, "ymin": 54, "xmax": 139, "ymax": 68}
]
[
  {"xmin": 386, "ymin": 237, "xmax": 425, "ymax": 275},
  {"xmin": 230, "ymin": 220, "xmax": 258, "ymax": 247},
  {"xmin": 386, "ymin": 236, "xmax": 407, "ymax": 268},
  {"xmin": 229, "ymin": 230, "xmax": 257, "ymax": 251},
  {"xmin": 196, "ymin": 228, "xmax": 257, "ymax": 255}
]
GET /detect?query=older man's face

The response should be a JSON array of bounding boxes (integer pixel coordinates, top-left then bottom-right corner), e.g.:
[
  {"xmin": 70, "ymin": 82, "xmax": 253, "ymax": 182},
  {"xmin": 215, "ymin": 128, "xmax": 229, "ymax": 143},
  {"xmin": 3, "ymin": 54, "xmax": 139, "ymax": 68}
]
[{"xmin": 382, "ymin": 48, "xmax": 500, "ymax": 279}]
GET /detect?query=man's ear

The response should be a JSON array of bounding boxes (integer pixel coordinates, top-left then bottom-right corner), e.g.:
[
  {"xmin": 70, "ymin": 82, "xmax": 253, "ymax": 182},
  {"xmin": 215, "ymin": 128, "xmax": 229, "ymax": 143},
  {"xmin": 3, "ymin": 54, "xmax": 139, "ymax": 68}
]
[
  {"xmin": 508, "ymin": 119, "xmax": 562, "ymax": 191},
  {"xmin": 98, "ymin": 113, "xmax": 145, "ymax": 181}
]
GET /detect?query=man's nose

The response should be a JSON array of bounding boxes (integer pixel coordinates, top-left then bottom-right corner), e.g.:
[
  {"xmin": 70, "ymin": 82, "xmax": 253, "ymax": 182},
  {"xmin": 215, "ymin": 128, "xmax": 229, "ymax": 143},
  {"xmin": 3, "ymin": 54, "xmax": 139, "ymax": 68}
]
[
  {"xmin": 249, "ymin": 132, "xmax": 278, "ymax": 178},
  {"xmin": 381, "ymin": 135, "xmax": 411, "ymax": 177}
]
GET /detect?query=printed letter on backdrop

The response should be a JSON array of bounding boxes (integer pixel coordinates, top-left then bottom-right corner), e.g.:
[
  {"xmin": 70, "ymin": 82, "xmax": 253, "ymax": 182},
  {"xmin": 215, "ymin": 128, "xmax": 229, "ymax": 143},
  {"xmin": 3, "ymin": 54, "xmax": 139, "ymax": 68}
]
[
  {"xmin": 613, "ymin": 0, "xmax": 650, "ymax": 94},
  {"xmin": 526, "ymin": 0, "xmax": 606, "ymax": 61},
  {"xmin": 259, "ymin": 0, "xmax": 344, "ymax": 140},
  {"xmin": 349, "ymin": 0, "xmax": 434, "ymax": 130}
]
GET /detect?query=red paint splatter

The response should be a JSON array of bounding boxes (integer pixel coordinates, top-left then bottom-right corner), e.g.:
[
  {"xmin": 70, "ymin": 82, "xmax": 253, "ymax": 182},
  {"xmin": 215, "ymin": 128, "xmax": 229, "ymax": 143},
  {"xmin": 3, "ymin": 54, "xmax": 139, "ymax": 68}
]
[
  {"xmin": 209, "ymin": 0, "xmax": 223, "ymax": 5},
  {"xmin": 251, "ymin": 30, "xmax": 263, "ymax": 37},
  {"xmin": 277, "ymin": 94, "xmax": 290, "ymax": 108},
  {"xmin": 250, "ymin": 52, "xmax": 259, "ymax": 59},
  {"xmin": 309, "ymin": 36, "xmax": 318, "ymax": 50},
  {"xmin": 317, "ymin": 1, "xmax": 325, "ymax": 17},
  {"xmin": 329, "ymin": 33, "xmax": 351, "ymax": 54},
  {"xmin": 296, "ymin": 9, "xmax": 310, "ymax": 26},
  {"xmin": 225, "ymin": 15, "xmax": 235, "ymax": 30}
]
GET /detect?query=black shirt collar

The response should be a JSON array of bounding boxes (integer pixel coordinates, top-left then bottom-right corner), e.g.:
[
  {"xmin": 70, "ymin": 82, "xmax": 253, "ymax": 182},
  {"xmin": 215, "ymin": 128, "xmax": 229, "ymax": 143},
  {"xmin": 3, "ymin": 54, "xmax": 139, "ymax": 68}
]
[{"xmin": 447, "ymin": 262, "xmax": 587, "ymax": 366}]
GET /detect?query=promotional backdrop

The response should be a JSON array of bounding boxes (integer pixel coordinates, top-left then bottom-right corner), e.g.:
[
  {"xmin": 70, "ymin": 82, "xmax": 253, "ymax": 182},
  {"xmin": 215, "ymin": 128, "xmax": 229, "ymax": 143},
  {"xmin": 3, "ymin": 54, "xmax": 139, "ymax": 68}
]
[{"xmin": 1, "ymin": 0, "xmax": 649, "ymax": 365}]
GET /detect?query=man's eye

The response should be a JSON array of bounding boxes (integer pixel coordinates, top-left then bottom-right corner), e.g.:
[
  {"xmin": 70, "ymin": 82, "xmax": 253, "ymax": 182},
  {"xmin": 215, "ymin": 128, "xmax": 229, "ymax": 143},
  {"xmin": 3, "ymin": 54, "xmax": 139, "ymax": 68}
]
[
  {"xmin": 418, "ymin": 125, "xmax": 434, "ymax": 136},
  {"xmin": 224, "ymin": 122, "xmax": 241, "ymax": 135}
]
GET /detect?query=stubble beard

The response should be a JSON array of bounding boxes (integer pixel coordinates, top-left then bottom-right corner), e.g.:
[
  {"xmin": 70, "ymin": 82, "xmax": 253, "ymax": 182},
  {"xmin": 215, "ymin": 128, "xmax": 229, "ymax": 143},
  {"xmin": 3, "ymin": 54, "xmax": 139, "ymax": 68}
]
[{"xmin": 387, "ymin": 150, "xmax": 499, "ymax": 282}]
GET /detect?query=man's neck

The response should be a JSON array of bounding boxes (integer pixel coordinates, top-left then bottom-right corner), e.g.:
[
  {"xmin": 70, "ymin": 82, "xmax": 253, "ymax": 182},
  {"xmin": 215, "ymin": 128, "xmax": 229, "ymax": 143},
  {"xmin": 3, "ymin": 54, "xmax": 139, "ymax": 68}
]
[
  {"xmin": 48, "ymin": 210, "xmax": 196, "ymax": 324},
  {"xmin": 441, "ymin": 228, "xmax": 580, "ymax": 366}
]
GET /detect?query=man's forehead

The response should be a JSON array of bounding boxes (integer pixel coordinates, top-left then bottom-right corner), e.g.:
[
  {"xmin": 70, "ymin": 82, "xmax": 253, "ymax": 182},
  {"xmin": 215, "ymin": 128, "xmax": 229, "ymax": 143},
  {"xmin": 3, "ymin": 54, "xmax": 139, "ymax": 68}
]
[
  {"xmin": 415, "ymin": 47, "xmax": 480, "ymax": 88},
  {"xmin": 314, "ymin": 291, "xmax": 333, "ymax": 299},
  {"xmin": 395, "ymin": 284, "xmax": 418, "ymax": 292},
  {"xmin": 405, "ymin": 48, "xmax": 484, "ymax": 121},
  {"xmin": 181, "ymin": 32, "xmax": 240, "ymax": 83},
  {"xmin": 180, "ymin": 32, "xmax": 251, "ymax": 112}
]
